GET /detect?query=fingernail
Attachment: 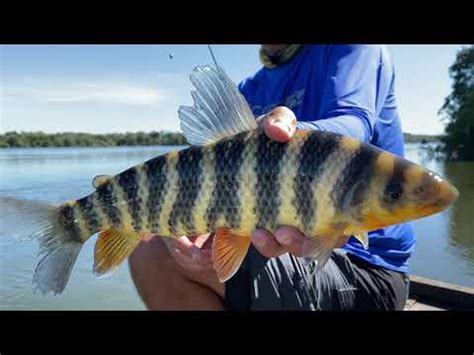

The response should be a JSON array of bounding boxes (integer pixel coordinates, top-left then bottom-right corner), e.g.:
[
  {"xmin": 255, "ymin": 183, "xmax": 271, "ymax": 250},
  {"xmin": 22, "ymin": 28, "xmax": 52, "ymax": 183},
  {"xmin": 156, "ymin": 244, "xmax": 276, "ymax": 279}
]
[{"xmin": 273, "ymin": 120, "xmax": 292, "ymax": 133}]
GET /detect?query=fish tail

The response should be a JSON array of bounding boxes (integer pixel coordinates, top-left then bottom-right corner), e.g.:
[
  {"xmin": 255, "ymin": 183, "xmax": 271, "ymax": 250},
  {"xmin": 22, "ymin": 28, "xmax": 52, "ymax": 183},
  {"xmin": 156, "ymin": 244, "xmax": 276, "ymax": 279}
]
[{"xmin": 0, "ymin": 197, "xmax": 84, "ymax": 295}]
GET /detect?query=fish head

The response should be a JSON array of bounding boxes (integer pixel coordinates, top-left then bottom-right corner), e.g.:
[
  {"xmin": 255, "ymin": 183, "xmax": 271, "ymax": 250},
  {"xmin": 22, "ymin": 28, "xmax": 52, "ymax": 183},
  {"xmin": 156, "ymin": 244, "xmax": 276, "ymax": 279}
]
[{"xmin": 353, "ymin": 151, "xmax": 459, "ymax": 231}]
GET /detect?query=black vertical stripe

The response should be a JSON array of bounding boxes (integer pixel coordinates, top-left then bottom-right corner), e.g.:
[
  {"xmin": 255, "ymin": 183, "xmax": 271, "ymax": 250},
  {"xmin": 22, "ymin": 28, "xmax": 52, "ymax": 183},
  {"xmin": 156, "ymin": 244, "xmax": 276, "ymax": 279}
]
[
  {"xmin": 57, "ymin": 204, "xmax": 83, "ymax": 242},
  {"xmin": 145, "ymin": 155, "xmax": 168, "ymax": 233},
  {"xmin": 95, "ymin": 181, "xmax": 122, "ymax": 228},
  {"xmin": 76, "ymin": 195, "xmax": 101, "ymax": 232},
  {"xmin": 117, "ymin": 167, "xmax": 142, "ymax": 231},
  {"xmin": 206, "ymin": 132, "xmax": 247, "ymax": 230},
  {"xmin": 388, "ymin": 158, "xmax": 408, "ymax": 187},
  {"xmin": 294, "ymin": 131, "xmax": 342, "ymax": 230},
  {"xmin": 168, "ymin": 146, "xmax": 203, "ymax": 235},
  {"xmin": 330, "ymin": 142, "xmax": 381, "ymax": 213},
  {"xmin": 255, "ymin": 131, "xmax": 288, "ymax": 230},
  {"xmin": 381, "ymin": 157, "xmax": 410, "ymax": 210}
]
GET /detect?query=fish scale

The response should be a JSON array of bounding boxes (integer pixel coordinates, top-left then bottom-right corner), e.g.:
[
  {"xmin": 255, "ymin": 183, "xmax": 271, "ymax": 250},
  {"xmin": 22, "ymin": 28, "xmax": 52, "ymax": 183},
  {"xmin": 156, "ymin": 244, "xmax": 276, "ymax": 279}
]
[
  {"xmin": 145, "ymin": 154, "xmax": 168, "ymax": 232},
  {"xmin": 74, "ymin": 130, "xmax": 379, "ymax": 240}
]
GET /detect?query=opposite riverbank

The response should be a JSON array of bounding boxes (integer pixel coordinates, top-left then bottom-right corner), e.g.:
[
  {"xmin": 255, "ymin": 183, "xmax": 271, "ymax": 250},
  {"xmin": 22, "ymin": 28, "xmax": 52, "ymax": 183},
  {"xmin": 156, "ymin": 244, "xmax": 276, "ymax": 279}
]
[{"xmin": 0, "ymin": 131, "xmax": 441, "ymax": 148}]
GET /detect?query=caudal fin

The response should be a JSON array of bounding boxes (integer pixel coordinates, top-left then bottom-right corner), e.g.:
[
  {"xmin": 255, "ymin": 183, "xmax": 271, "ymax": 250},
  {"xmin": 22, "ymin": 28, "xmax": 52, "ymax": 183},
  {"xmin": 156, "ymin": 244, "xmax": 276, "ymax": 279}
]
[{"xmin": 0, "ymin": 197, "xmax": 84, "ymax": 295}]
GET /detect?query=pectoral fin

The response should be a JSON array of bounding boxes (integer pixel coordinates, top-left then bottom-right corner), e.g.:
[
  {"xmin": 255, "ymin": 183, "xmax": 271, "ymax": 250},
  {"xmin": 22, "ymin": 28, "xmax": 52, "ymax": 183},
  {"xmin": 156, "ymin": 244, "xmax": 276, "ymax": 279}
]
[
  {"xmin": 303, "ymin": 234, "xmax": 355, "ymax": 310},
  {"xmin": 212, "ymin": 228, "xmax": 251, "ymax": 283},
  {"xmin": 353, "ymin": 232, "xmax": 369, "ymax": 250},
  {"xmin": 302, "ymin": 234, "xmax": 341, "ymax": 271},
  {"xmin": 94, "ymin": 228, "xmax": 143, "ymax": 277}
]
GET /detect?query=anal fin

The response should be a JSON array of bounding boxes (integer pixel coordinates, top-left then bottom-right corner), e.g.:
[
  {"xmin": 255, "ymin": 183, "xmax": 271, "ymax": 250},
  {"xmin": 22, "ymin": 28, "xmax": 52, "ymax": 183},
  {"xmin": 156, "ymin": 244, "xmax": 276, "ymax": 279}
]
[
  {"xmin": 94, "ymin": 228, "xmax": 143, "ymax": 277},
  {"xmin": 212, "ymin": 228, "xmax": 251, "ymax": 283}
]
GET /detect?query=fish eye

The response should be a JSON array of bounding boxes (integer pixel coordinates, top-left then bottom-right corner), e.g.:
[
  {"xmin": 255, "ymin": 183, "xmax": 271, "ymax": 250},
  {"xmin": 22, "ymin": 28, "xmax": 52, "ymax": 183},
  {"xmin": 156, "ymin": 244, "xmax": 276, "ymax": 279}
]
[{"xmin": 384, "ymin": 183, "xmax": 403, "ymax": 203}]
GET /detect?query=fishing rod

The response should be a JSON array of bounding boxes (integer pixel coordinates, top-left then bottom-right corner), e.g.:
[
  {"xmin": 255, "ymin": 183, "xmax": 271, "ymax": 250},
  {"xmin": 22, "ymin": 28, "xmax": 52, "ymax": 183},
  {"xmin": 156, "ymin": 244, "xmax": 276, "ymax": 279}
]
[
  {"xmin": 207, "ymin": 44, "xmax": 220, "ymax": 71},
  {"xmin": 169, "ymin": 45, "xmax": 221, "ymax": 71}
]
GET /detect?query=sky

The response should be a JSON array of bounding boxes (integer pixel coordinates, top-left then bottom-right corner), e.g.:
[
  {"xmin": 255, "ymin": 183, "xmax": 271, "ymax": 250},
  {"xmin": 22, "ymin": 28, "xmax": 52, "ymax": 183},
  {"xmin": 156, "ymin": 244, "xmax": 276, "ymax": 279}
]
[{"xmin": 0, "ymin": 44, "xmax": 463, "ymax": 135}]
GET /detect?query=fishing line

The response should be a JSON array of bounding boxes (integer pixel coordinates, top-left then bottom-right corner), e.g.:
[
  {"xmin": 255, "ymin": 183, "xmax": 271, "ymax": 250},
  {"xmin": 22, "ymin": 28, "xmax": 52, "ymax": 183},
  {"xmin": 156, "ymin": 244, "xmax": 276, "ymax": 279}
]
[{"xmin": 207, "ymin": 45, "xmax": 221, "ymax": 71}]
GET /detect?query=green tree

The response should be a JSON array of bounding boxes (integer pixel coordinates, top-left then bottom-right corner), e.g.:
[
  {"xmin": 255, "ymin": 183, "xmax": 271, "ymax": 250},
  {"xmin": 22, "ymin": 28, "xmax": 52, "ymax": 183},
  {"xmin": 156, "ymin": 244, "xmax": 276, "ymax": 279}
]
[
  {"xmin": 439, "ymin": 45, "xmax": 474, "ymax": 161},
  {"xmin": 0, "ymin": 131, "xmax": 188, "ymax": 148}
]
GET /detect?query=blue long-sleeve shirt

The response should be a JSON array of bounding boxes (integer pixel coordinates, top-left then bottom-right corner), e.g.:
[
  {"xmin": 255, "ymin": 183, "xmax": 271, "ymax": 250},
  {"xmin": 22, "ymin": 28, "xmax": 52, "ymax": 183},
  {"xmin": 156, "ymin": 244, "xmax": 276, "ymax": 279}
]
[{"xmin": 238, "ymin": 45, "xmax": 416, "ymax": 273}]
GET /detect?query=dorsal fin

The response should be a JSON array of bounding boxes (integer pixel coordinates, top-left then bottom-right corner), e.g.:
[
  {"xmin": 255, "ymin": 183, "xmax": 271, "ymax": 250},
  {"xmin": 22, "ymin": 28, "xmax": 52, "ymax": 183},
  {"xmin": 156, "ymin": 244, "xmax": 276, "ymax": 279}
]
[
  {"xmin": 178, "ymin": 65, "xmax": 257, "ymax": 146},
  {"xmin": 92, "ymin": 175, "xmax": 112, "ymax": 189}
]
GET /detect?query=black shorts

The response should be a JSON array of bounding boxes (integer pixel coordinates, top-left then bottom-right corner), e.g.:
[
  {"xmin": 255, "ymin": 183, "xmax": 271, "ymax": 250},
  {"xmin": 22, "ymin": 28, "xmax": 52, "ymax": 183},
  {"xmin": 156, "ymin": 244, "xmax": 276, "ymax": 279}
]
[{"xmin": 225, "ymin": 246, "xmax": 409, "ymax": 311}]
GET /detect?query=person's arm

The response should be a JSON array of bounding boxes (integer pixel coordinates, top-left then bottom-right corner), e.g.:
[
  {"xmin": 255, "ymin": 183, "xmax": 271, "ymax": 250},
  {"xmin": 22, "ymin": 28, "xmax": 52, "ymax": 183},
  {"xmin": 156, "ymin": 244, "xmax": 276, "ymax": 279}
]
[
  {"xmin": 296, "ymin": 45, "xmax": 382, "ymax": 143},
  {"xmin": 157, "ymin": 45, "xmax": 386, "ymax": 268}
]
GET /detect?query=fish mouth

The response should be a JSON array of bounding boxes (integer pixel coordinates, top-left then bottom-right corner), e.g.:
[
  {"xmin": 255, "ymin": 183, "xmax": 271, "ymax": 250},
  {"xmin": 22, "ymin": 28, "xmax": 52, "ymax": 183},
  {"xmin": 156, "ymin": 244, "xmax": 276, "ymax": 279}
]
[
  {"xmin": 418, "ymin": 180, "xmax": 459, "ymax": 216},
  {"xmin": 434, "ymin": 180, "xmax": 459, "ymax": 209}
]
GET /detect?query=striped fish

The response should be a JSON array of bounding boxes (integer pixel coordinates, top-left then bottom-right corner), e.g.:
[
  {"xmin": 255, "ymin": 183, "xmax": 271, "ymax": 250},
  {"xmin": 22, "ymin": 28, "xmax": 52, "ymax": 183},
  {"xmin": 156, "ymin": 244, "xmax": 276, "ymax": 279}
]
[{"xmin": 3, "ymin": 66, "xmax": 459, "ymax": 295}]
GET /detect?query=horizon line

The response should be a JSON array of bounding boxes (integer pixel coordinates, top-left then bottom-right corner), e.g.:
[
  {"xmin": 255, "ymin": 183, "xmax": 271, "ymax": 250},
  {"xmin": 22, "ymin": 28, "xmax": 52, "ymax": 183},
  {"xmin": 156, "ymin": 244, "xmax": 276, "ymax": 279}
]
[{"xmin": 0, "ymin": 130, "xmax": 444, "ymax": 137}]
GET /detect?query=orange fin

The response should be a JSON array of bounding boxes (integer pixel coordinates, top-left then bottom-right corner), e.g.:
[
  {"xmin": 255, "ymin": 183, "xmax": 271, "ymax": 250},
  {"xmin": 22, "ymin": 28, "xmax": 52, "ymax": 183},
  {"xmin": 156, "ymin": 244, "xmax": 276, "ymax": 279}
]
[
  {"xmin": 212, "ymin": 228, "xmax": 251, "ymax": 283},
  {"xmin": 94, "ymin": 228, "xmax": 143, "ymax": 277}
]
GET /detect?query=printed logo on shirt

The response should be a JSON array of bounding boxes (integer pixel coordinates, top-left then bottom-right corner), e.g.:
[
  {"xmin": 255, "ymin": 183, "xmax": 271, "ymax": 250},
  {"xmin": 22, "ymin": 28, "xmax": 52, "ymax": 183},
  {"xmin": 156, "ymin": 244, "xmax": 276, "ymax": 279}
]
[{"xmin": 251, "ymin": 89, "xmax": 305, "ymax": 116}]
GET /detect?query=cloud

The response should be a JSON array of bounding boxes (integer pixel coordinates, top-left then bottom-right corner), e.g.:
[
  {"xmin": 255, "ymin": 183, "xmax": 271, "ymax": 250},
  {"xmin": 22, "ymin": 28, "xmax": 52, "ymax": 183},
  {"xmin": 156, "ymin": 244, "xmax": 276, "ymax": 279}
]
[{"xmin": 3, "ymin": 79, "xmax": 168, "ymax": 106}]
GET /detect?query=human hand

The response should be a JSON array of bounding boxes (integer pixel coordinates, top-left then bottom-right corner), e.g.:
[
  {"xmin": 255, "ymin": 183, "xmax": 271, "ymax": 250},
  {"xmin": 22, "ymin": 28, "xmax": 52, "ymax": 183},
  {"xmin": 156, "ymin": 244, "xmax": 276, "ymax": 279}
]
[
  {"xmin": 251, "ymin": 227, "xmax": 351, "ymax": 258},
  {"xmin": 162, "ymin": 233, "xmax": 214, "ymax": 273}
]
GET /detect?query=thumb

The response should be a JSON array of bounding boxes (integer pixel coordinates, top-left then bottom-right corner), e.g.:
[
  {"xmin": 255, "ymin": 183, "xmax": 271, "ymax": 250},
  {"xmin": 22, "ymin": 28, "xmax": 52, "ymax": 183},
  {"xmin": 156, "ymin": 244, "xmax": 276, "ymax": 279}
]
[{"xmin": 260, "ymin": 106, "xmax": 297, "ymax": 142}]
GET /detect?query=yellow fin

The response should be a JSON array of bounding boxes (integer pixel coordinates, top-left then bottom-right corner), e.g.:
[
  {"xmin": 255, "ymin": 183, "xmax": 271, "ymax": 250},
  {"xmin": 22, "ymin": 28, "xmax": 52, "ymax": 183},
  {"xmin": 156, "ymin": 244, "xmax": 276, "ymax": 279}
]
[
  {"xmin": 94, "ymin": 228, "xmax": 143, "ymax": 277},
  {"xmin": 92, "ymin": 175, "xmax": 112, "ymax": 189},
  {"xmin": 212, "ymin": 228, "xmax": 251, "ymax": 283},
  {"xmin": 353, "ymin": 232, "xmax": 369, "ymax": 250}
]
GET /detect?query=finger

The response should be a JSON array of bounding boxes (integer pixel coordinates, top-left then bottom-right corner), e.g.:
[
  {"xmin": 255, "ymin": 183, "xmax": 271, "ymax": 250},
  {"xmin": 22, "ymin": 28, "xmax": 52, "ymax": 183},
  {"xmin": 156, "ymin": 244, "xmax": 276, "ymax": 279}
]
[
  {"xmin": 193, "ymin": 233, "xmax": 212, "ymax": 250},
  {"xmin": 261, "ymin": 106, "xmax": 297, "ymax": 142},
  {"xmin": 174, "ymin": 236, "xmax": 201, "ymax": 257},
  {"xmin": 201, "ymin": 232, "xmax": 214, "ymax": 249},
  {"xmin": 183, "ymin": 234, "xmax": 213, "ymax": 264},
  {"xmin": 194, "ymin": 248, "xmax": 213, "ymax": 266},
  {"xmin": 170, "ymin": 238, "xmax": 212, "ymax": 266},
  {"xmin": 172, "ymin": 247, "xmax": 213, "ymax": 272},
  {"xmin": 251, "ymin": 229, "xmax": 286, "ymax": 258},
  {"xmin": 166, "ymin": 236, "xmax": 211, "ymax": 267},
  {"xmin": 274, "ymin": 226, "xmax": 305, "ymax": 257}
]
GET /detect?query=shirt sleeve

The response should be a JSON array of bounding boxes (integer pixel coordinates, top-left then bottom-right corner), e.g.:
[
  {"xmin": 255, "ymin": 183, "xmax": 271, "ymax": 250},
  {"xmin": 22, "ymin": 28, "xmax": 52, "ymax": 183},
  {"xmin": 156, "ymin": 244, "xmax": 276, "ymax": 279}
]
[{"xmin": 296, "ymin": 45, "xmax": 383, "ymax": 142}]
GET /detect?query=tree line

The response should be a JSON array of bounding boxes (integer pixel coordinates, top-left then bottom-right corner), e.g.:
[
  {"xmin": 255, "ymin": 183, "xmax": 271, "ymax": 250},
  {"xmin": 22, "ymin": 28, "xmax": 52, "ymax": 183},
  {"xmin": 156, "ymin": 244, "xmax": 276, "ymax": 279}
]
[
  {"xmin": 1, "ymin": 47, "xmax": 472, "ymax": 158},
  {"xmin": 0, "ymin": 130, "xmax": 440, "ymax": 148},
  {"xmin": 439, "ymin": 45, "xmax": 474, "ymax": 161},
  {"xmin": 0, "ymin": 131, "xmax": 188, "ymax": 148}
]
